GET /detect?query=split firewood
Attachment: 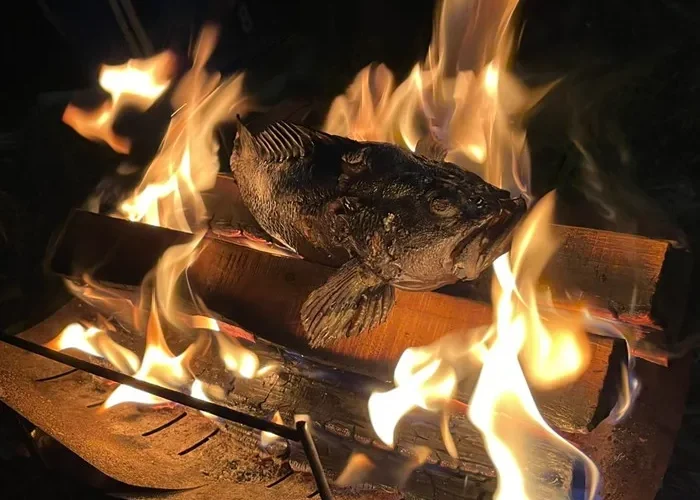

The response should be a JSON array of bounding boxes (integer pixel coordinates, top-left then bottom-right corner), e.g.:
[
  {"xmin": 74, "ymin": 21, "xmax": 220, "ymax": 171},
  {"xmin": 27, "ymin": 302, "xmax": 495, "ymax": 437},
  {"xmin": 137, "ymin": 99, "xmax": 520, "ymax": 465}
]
[{"xmin": 50, "ymin": 209, "xmax": 626, "ymax": 434}]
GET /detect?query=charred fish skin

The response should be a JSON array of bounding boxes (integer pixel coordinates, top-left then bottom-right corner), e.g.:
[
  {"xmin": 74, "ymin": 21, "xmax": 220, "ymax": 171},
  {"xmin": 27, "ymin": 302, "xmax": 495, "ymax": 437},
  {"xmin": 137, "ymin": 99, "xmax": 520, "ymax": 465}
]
[{"xmin": 229, "ymin": 120, "xmax": 526, "ymax": 348}]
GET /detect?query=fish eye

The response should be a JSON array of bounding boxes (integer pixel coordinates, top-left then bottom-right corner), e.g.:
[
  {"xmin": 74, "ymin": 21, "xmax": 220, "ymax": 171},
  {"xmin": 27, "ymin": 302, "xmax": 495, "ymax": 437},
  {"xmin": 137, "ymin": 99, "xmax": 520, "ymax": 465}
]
[
  {"xmin": 343, "ymin": 148, "xmax": 368, "ymax": 164},
  {"xmin": 342, "ymin": 148, "xmax": 369, "ymax": 175},
  {"xmin": 430, "ymin": 197, "xmax": 459, "ymax": 217}
]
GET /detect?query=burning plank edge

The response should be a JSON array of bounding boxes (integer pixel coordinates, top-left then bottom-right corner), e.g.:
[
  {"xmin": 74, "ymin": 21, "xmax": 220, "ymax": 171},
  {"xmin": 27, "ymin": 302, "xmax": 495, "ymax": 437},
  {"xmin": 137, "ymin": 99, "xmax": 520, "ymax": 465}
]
[{"xmin": 49, "ymin": 209, "xmax": 627, "ymax": 434}]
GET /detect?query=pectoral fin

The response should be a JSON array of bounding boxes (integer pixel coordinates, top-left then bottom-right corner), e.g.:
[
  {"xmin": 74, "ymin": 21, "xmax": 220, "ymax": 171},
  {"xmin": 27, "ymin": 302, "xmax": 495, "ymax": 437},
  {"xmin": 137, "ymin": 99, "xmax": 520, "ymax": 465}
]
[{"xmin": 301, "ymin": 259, "xmax": 395, "ymax": 348}]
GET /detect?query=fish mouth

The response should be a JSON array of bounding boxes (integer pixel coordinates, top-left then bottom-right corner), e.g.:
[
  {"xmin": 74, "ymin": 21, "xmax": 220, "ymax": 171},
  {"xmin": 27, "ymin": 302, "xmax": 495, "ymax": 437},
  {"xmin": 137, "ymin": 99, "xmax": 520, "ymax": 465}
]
[{"xmin": 452, "ymin": 196, "xmax": 527, "ymax": 280}]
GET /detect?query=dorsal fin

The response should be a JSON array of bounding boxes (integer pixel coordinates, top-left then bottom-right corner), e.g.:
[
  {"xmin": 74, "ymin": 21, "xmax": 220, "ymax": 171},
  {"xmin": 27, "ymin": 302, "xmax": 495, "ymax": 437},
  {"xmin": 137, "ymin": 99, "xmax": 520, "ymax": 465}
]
[{"xmin": 254, "ymin": 121, "xmax": 356, "ymax": 161}]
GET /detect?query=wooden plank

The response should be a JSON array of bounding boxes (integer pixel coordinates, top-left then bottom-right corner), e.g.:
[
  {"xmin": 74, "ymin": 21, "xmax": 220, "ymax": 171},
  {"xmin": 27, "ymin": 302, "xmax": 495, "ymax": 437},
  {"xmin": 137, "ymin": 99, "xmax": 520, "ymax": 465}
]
[
  {"xmin": 206, "ymin": 173, "xmax": 693, "ymax": 364},
  {"xmin": 49, "ymin": 210, "xmax": 623, "ymax": 434}
]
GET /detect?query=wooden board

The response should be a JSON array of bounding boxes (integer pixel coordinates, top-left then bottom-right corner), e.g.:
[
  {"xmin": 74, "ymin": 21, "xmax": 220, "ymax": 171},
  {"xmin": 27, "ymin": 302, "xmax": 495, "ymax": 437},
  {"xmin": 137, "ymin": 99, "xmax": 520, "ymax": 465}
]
[
  {"xmin": 206, "ymin": 173, "xmax": 693, "ymax": 365},
  {"xmin": 49, "ymin": 210, "xmax": 624, "ymax": 434}
]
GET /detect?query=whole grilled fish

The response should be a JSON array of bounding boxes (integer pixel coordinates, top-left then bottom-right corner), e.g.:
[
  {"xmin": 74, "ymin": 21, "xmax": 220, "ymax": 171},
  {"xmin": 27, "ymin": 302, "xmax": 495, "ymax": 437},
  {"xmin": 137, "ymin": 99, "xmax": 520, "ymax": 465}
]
[{"xmin": 229, "ymin": 120, "xmax": 526, "ymax": 347}]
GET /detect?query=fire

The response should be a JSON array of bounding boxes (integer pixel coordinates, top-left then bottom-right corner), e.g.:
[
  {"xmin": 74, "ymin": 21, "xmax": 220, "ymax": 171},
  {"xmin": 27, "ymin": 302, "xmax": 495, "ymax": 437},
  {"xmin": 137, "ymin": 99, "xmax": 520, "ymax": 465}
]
[
  {"xmin": 115, "ymin": 25, "xmax": 251, "ymax": 232},
  {"xmin": 56, "ymin": 3, "xmax": 639, "ymax": 496},
  {"xmin": 260, "ymin": 411, "xmax": 285, "ymax": 447},
  {"xmin": 368, "ymin": 347, "xmax": 458, "ymax": 447},
  {"xmin": 324, "ymin": 0, "xmax": 551, "ymax": 197},
  {"xmin": 468, "ymin": 193, "xmax": 598, "ymax": 499},
  {"xmin": 103, "ymin": 296, "xmax": 201, "ymax": 408},
  {"xmin": 368, "ymin": 195, "xmax": 608, "ymax": 498},
  {"xmin": 53, "ymin": 25, "xmax": 270, "ymax": 411},
  {"xmin": 63, "ymin": 51, "xmax": 176, "ymax": 154},
  {"xmin": 336, "ymin": 452, "xmax": 375, "ymax": 487}
]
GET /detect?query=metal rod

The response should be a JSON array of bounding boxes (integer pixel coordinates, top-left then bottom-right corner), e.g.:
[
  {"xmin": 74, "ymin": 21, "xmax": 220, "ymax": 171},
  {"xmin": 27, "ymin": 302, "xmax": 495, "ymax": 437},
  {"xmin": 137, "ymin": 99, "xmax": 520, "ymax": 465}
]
[
  {"xmin": 0, "ymin": 334, "xmax": 298, "ymax": 441},
  {"xmin": 297, "ymin": 421, "xmax": 334, "ymax": 500}
]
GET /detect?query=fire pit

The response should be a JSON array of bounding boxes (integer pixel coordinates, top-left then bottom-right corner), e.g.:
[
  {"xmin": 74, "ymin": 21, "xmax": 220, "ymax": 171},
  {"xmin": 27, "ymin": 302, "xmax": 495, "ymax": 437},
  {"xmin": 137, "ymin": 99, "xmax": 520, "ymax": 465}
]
[{"xmin": 1, "ymin": 1, "xmax": 696, "ymax": 499}]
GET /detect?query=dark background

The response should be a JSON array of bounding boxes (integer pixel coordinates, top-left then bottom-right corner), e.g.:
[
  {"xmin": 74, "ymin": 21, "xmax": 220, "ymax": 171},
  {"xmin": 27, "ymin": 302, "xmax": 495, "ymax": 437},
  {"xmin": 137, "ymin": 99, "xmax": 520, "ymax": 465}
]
[{"xmin": 1, "ymin": 0, "xmax": 700, "ymax": 497}]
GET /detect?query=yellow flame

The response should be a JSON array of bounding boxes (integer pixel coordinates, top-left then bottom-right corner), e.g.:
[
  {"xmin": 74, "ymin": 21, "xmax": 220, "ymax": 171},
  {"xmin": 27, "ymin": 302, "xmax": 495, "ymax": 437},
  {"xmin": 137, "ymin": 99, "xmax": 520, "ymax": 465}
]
[
  {"xmin": 214, "ymin": 331, "xmax": 263, "ymax": 379},
  {"xmin": 260, "ymin": 411, "xmax": 285, "ymax": 447},
  {"xmin": 468, "ymin": 193, "xmax": 597, "ymax": 500},
  {"xmin": 62, "ymin": 51, "xmax": 176, "ymax": 154},
  {"xmin": 56, "ymin": 24, "xmax": 268, "ymax": 411},
  {"xmin": 336, "ymin": 453, "xmax": 375, "ymax": 487},
  {"xmin": 98, "ymin": 51, "xmax": 176, "ymax": 106},
  {"xmin": 116, "ymin": 25, "xmax": 252, "ymax": 232},
  {"xmin": 103, "ymin": 295, "xmax": 196, "ymax": 408},
  {"xmin": 367, "ymin": 327, "xmax": 486, "ymax": 447},
  {"xmin": 190, "ymin": 379, "xmax": 226, "ymax": 420},
  {"xmin": 46, "ymin": 322, "xmax": 139, "ymax": 375},
  {"xmin": 368, "ymin": 351, "xmax": 457, "ymax": 447},
  {"xmin": 324, "ymin": 0, "xmax": 551, "ymax": 197}
]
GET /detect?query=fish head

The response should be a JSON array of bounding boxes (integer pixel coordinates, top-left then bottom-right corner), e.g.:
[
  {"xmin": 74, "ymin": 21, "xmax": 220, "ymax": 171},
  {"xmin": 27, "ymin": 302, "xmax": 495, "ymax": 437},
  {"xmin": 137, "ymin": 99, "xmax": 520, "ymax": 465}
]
[
  {"xmin": 387, "ymin": 163, "xmax": 526, "ymax": 289},
  {"xmin": 447, "ymin": 177, "xmax": 527, "ymax": 281}
]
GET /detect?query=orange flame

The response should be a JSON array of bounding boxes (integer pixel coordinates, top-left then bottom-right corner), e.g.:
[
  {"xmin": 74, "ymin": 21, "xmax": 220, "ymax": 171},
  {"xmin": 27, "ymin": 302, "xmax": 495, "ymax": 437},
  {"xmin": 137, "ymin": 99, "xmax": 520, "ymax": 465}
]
[
  {"xmin": 335, "ymin": 453, "xmax": 375, "ymax": 487},
  {"xmin": 116, "ymin": 25, "xmax": 252, "ymax": 232},
  {"xmin": 63, "ymin": 51, "xmax": 176, "ymax": 154},
  {"xmin": 324, "ymin": 0, "xmax": 552, "ymax": 197},
  {"xmin": 260, "ymin": 411, "xmax": 285, "ymax": 447}
]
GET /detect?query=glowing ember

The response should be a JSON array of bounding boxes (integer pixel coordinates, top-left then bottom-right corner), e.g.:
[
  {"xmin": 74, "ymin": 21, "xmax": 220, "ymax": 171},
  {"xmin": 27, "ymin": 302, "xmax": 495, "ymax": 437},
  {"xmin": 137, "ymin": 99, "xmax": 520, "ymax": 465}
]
[{"xmin": 63, "ymin": 51, "xmax": 176, "ymax": 154}]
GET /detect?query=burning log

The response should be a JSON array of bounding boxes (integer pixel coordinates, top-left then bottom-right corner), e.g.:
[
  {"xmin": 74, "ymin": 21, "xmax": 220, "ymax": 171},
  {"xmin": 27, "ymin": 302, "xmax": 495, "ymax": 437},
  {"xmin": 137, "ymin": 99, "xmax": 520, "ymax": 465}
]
[
  {"xmin": 51, "ymin": 208, "xmax": 628, "ymax": 435},
  {"xmin": 51, "ymin": 173, "xmax": 691, "ymax": 366}
]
